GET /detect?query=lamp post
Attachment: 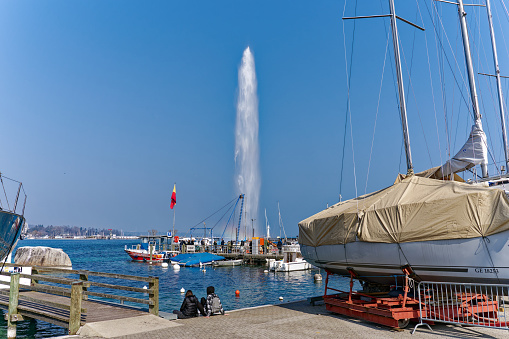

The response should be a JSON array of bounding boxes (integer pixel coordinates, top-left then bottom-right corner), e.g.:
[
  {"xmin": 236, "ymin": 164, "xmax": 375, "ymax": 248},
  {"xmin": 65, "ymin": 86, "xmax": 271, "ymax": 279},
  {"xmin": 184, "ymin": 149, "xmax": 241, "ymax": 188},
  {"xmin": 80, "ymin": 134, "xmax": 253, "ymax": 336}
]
[{"xmin": 251, "ymin": 219, "xmax": 256, "ymax": 238}]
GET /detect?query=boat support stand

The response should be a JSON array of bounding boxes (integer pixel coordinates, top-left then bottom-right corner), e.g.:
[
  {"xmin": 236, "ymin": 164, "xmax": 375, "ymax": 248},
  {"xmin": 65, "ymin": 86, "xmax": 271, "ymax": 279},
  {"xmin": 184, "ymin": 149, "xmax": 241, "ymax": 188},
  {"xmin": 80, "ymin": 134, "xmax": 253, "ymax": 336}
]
[{"xmin": 323, "ymin": 266, "xmax": 422, "ymax": 329}]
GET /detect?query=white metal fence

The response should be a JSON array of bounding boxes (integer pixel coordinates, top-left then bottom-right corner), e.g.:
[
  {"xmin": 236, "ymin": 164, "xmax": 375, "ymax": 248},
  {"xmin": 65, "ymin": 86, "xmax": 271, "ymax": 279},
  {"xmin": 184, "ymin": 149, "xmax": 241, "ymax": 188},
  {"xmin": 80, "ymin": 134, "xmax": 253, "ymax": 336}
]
[{"xmin": 413, "ymin": 281, "xmax": 509, "ymax": 333}]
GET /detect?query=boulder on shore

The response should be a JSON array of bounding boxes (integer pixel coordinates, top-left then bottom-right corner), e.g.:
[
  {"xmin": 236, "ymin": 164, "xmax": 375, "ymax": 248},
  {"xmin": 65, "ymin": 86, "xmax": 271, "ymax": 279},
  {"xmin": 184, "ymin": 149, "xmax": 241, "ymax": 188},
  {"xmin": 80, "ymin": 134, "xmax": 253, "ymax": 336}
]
[{"xmin": 14, "ymin": 246, "xmax": 72, "ymax": 268}]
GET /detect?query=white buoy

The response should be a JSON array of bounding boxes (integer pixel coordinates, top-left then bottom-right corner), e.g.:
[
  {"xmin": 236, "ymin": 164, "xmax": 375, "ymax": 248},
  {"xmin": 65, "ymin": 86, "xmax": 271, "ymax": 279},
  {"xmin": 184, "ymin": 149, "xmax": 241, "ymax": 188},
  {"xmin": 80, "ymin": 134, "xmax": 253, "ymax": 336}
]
[
  {"xmin": 314, "ymin": 274, "xmax": 323, "ymax": 281},
  {"xmin": 180, "ymin": 287, "xmax": 185, "ymax": 293},
  {"xmin": 263, "ymin": 270, "xmax": 268, "ymax": 273},
  {"xmin": 161, "ymin": 262, "xmax": 169, "ymax": 268},
  {"xmin": 173, "ymin": 264, "xmax": 180, "ymax": 270},
  {"xmin": 143, "ymin": 286, "xmax": 148, "ymax": 290},
  {"xmin": 203, "ymin": 269, "xmax": 206, "ymax": 273},
  {"xmin": 279, "ymin": 296, "xmax": 283, "ymax": 301}
]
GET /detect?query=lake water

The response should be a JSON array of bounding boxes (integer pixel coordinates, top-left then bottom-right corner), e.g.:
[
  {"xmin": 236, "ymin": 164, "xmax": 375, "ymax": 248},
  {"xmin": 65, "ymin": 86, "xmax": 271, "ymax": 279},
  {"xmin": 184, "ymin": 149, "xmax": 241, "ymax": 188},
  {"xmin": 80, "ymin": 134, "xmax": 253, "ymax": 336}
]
[{"xmin": 0, "ymin": 239, "xmax": 354, "ymax": 338}]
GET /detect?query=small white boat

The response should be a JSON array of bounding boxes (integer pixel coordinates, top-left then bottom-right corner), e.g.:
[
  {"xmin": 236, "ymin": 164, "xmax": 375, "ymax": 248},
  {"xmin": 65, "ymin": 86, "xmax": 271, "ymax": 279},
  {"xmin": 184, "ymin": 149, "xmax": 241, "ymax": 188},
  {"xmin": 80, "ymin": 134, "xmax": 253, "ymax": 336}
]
[
  {"xmin": 268, "ymin": 245, "xmax": 313, "ymax": 272},
  {"xmin": 212, "ymin": 259, "xmax": 243, "ymax": 267},
  {"xmin": 268, "ymin": 257, "xmax": 313, "ymax": 272}
]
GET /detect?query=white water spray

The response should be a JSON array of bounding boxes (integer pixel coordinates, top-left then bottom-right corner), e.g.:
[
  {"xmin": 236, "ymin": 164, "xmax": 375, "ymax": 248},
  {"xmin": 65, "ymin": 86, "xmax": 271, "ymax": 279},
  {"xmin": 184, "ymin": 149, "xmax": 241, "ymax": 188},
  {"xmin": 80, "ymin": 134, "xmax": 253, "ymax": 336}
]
[{"xmin": 235, "ymin": 47, "xmax": 261, "ymax": 235}]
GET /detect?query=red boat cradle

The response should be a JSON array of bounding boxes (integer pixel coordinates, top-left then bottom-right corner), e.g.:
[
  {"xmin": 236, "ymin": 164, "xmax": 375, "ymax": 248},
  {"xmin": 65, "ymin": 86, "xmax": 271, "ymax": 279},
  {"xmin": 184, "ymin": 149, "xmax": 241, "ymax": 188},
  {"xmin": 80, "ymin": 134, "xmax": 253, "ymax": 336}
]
[
  {"xmin": 323, "ymin": 268, "xmax": 420, "ymax": 328},
  {"xmin": 323, "ymin": 267, "xmax": 507, "ymax": 329}
]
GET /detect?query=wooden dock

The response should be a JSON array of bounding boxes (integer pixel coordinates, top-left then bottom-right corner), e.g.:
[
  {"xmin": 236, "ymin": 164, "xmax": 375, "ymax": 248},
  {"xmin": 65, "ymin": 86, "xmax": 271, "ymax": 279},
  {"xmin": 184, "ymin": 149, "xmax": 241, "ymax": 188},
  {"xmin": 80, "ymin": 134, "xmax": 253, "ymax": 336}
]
[{"xmin": 0, "ymin": 263, "xmax": 159, "ymax": 337}]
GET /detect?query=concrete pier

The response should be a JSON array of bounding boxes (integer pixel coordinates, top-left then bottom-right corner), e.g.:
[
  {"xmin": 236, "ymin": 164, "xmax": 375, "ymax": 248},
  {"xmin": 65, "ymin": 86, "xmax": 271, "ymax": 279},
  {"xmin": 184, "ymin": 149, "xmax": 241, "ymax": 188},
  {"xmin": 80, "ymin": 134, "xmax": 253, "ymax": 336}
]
[{"xmin": 57, "ymin": 299, "xmax": 509, "ymax": 338}]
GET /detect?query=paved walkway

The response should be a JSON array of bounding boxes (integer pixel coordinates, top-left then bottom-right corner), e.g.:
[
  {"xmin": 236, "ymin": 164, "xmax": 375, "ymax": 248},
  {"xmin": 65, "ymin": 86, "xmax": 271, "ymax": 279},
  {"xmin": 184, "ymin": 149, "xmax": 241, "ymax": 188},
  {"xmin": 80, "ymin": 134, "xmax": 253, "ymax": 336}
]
[{"xmin": 57, "ymin": 300, "xmax": 508, "ymax": 338}]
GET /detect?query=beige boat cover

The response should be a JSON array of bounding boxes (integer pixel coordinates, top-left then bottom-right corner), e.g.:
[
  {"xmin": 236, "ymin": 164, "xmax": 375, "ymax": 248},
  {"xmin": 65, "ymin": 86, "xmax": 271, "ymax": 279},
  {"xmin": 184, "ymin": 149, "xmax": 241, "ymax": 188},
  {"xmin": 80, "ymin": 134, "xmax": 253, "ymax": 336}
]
[
  {"xmin": 299, "ymin": 175, "xmax": 509, "ymax": 246},
  {"xmin": 394, "ymin": 166, "xmax": 465, "ymax": 184}
]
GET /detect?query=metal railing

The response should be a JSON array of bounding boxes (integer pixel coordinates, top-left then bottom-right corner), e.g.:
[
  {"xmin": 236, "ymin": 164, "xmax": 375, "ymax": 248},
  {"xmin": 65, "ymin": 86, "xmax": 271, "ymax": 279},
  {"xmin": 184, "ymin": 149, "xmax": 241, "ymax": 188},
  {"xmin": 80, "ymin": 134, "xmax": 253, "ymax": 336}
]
[
  {"xmin": 413, "ymin": 281, "xmax": 509, "ymax": 333},
  {"xmin": 0, "ymin": 175, "xmax": 27, "ymax": 217}
]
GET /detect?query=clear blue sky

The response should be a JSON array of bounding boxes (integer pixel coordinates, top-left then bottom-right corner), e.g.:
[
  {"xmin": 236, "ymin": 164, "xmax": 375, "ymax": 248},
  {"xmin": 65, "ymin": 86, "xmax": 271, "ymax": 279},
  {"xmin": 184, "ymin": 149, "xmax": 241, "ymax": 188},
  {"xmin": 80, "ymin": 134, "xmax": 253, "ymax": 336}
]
[{"xmin": 1, "ymin": 1, "xmax": 508, "ymax": 237}]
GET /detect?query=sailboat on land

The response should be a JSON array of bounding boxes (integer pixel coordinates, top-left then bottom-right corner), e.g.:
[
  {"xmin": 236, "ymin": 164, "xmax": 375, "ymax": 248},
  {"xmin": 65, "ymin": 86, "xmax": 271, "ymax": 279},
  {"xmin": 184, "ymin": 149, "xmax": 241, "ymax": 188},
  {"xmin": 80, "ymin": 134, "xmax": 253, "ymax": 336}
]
[{"xmin": 299, "ymin": 0, "xmax": 509, "ymax": 285}]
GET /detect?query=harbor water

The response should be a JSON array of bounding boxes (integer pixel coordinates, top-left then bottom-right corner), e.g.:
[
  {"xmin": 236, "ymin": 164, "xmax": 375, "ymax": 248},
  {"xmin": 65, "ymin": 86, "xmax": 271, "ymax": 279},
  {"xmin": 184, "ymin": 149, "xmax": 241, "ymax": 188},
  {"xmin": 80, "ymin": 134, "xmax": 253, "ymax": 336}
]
[{"xmin": 0, "ymin": 239, "xmax": 355, "ymax": 338}]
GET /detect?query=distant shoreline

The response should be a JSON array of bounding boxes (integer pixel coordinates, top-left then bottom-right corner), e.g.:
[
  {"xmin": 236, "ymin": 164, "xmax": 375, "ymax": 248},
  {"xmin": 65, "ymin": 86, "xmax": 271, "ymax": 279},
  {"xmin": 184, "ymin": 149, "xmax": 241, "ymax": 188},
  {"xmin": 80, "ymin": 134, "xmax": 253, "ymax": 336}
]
[{"xmin": 21, "ymin": 237, "xmax": 139, "ymax": 241}]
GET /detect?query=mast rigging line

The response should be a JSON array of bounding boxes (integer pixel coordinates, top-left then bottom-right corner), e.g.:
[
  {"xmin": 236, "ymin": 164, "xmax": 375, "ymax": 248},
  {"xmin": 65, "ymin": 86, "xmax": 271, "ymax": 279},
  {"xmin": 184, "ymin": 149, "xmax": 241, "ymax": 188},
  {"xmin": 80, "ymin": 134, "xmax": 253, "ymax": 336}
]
[
  {"xmin": 220, "ymin": 195, "xmax": 244, "ymax": 240},
  {"xmin": 397, "ymin": 4, "xmax": 436, "ymax": 169},
  {"xmin": 341, "ymin": 0, "xmax": 359, "ymax": 208},
  {"xmin": 189, "ymin": 196, "xmax": 238, "ymax": 229},
  {"xmin": 416, "ymin": 0, "xmax": 445, "ymax": 168},
  {"xmin": 365, "ymin": 31, "xmax": 391, "ymax": 195},
  {"xmin": 339, "ymin": 0, "xmax": 358, "ymax": 202},
  {"xmin": 423, "ymin": 0, "xmax": 478, "ymax": 120}
]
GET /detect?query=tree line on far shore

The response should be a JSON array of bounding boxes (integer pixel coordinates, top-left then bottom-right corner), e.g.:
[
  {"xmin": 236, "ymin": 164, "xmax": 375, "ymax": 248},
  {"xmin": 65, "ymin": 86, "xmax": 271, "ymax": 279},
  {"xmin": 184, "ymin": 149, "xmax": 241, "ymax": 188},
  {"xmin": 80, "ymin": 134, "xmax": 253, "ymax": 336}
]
[{"xmin": 26, "ymin": 224, "xmax": 124, "ymax": 238}]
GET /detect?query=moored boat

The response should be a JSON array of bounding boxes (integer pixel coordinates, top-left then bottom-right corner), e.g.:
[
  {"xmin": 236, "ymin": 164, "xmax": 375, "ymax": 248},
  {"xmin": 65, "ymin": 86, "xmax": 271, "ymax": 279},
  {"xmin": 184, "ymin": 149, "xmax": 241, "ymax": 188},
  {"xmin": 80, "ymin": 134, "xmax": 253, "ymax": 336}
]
[
  {"xmin": 299, "ymin": 0, "xmax": 509, "ymax": 286},
  {"xmin": 171, "ymin": 252, "xmax": 225, "ymax": 267},
  {"xmin": 212, "ymin": 259, "xmax": 243, "ymax": 267},
  {"xmin": 124, "ymin": 235, "xmax": 178, "ymax": 263},
  {"xmin": 0, "ymin": 174, "xmax": 27, "ymax": 262},
  {"xmin": 268, "ymin": 244, "xmax": 313, "ymax": 272}
]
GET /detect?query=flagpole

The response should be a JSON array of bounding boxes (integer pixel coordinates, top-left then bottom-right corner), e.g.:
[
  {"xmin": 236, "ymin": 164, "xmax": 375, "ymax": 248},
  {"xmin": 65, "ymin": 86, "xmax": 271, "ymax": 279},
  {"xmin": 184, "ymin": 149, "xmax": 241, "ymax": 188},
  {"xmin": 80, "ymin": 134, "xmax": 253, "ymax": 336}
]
[{"xmin": 172, "ymin": 182, "xmax": 176, "ymax": 243}]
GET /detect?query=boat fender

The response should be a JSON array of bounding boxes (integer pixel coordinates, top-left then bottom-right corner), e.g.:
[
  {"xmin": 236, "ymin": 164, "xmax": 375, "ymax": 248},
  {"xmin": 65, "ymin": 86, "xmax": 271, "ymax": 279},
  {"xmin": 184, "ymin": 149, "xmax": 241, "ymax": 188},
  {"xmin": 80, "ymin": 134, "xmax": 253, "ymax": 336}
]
[{"xmin": 314, "ymin": 274, "xmax": 322, "ymax": 281}]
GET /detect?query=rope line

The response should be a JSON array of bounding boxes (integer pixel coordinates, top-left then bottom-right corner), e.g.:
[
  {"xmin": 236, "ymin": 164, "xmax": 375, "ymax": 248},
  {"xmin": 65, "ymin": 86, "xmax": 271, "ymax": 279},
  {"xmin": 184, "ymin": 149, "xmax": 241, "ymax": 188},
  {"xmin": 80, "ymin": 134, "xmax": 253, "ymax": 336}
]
[
  {"xmin": 365, "ymin": 32, "xmax": 390, "ymax": 195},
  {"xmin": 342, "ymin": 0, "xmax": 359, "ymax": 207},
  {"xmin": 339, "ymin": 0, "xmax": 358, "ymax": 201}
]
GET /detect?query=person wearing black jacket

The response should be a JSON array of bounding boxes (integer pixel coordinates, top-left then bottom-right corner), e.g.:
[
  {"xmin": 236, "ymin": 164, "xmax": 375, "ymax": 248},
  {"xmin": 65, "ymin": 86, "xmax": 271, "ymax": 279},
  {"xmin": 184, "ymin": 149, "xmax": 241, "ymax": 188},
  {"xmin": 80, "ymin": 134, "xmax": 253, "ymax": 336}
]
[{"xmin": 173, "ymin": 290, "xmax": 205, "ymax": 319}]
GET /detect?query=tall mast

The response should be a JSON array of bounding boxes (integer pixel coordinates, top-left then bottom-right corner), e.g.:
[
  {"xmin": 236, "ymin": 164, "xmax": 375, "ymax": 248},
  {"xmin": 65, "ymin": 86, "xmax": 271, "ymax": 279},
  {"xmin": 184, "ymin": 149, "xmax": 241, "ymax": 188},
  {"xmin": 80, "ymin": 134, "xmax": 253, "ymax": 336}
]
[
  {"xmin": 485, "ymin": 0, "xmax": 509, "ymax": 172},
  {"xmin": 389, "ymin": 0, "xmax": 414, "ymax": 175},
  {"xmin": 457, "ymin": 0, "xmax": 488, "ymax": 177},
  {"xmin": 343, "ymin": 1, "xmax": 423, "ymax": 176}
]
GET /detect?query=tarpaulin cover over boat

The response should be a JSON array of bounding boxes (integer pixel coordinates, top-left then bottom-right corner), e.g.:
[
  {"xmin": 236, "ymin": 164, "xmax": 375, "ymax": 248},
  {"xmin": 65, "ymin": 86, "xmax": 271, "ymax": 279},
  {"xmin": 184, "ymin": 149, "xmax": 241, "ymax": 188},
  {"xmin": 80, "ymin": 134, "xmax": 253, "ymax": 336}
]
[{"xmin": 298, "ymin": 175, "xmax": 509, "ymax": 246}]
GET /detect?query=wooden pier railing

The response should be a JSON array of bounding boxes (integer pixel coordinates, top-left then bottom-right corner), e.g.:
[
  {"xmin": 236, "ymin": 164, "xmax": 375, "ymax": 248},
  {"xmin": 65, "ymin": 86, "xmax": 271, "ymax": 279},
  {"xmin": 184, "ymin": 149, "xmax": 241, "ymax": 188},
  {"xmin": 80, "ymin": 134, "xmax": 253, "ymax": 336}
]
[{"xmin": 0, "ymin": 263, "xmax": 159, "ymax": 336}]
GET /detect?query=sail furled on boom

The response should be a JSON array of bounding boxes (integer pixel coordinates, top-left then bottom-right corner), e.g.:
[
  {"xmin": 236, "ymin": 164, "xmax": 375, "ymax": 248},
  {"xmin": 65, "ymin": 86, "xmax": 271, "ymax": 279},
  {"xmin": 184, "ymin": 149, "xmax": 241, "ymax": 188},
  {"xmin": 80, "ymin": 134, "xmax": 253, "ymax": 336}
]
[{"xmin": 435, "ymin": 122, "xmax": 488, "ymax": 179}]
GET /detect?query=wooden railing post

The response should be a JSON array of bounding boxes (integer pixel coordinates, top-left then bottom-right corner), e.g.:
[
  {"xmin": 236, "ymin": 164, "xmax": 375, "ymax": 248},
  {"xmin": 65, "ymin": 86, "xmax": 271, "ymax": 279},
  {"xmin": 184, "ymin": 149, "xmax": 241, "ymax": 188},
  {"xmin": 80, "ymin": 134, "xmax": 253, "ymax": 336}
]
[
  {"xmin": 8, "ymin": 272, "xmax": 22, "ymax": 339},
  {"xmin": 79, "ymin": 270, "xmax": 89, "ymax": 300},
  {"xmin": 69, "ymin": 281, "xmax": 83, "ymax": 335},
  {"xmin": 30, "ymin": 267, "xmax": 38, "ymax": 286},
  {"xmin": 148, "ymin": 276, "xmax": 159, "ymax": 316}
]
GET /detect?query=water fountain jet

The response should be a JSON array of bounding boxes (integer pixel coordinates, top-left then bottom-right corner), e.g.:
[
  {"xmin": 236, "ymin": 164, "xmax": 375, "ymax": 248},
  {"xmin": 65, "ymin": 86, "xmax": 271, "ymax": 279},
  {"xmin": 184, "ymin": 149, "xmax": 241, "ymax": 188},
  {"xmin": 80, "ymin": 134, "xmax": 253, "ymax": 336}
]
[{"xmin": 235, "ymin": 47, "xmax": 261, "ymax": 236}]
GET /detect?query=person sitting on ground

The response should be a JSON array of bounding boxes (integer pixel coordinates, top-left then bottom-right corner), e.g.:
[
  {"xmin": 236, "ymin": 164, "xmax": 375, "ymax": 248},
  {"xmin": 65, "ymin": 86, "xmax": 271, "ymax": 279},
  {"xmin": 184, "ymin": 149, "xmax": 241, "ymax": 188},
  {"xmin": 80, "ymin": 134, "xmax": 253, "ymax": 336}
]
[
  {"xmin": 200, "ymin": 286, "xmax": 226, "ymax": 316},
  {"xmin": 173, "ymin": 290, "xmax": 205, "ymax": 319}
]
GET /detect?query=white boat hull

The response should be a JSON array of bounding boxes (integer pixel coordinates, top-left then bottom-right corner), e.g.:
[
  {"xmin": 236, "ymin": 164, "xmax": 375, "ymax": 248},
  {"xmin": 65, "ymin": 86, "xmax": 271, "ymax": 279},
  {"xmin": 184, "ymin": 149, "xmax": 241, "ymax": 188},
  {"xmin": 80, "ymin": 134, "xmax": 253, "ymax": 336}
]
[
  {"xmin": 301, "ymin": 229, "xmax": 509, "ymax": 285},
  {"xmin": 212, "ymin": 259, "xmax": 243, "ymax": 267},
  {"xmin": 268, "ymin": 258, "xmax": 313, "ymax": 272}
]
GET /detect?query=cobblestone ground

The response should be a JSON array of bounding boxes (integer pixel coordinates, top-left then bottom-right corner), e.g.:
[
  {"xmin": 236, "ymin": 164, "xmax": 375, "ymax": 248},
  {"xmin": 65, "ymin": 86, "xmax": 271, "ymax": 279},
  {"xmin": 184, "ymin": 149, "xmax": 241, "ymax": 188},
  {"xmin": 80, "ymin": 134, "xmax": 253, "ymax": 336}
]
[{"xmin": 66, "ymin": 300, "xmax": 509, "ymax": 339}]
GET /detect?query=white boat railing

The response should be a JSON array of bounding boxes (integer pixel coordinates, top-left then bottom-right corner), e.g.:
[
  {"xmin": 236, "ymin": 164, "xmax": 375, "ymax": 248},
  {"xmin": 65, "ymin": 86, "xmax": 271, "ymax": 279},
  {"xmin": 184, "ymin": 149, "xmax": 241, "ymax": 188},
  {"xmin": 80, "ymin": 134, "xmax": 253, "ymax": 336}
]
[{"xmin": 413, "ymin": 280, "xmax": 509, "ymax": 333}]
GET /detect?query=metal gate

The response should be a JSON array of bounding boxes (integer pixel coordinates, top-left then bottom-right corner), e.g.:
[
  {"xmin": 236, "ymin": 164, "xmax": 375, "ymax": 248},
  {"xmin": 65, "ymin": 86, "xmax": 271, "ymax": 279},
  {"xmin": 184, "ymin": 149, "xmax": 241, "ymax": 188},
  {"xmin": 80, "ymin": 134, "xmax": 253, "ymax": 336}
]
[{"xmin": 413, "ymin": 281, "xmax": 509, "ymax": 333}]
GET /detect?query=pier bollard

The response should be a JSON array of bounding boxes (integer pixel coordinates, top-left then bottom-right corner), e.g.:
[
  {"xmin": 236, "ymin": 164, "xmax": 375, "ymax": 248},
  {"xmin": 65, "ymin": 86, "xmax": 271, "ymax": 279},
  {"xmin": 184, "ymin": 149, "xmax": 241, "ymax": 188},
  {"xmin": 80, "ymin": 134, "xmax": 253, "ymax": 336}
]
[
  {"xmin": 8, "ymin": 272, "xmax": 21, "ymax": 339},
  {"xmin": 69, "ymin": 281, "xmax": 83, "ymax": 335},
  {"xmin": 148, "ymin": 276, "xmax": 159, "ymax": 316}
]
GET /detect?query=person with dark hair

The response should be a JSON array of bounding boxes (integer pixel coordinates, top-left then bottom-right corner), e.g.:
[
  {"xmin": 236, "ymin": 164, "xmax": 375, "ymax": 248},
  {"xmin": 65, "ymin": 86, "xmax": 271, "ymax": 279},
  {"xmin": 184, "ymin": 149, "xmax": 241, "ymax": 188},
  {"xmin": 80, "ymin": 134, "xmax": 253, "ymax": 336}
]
[
  {"xmin": 173, "ymin": 290, "xmax": 205, "ymax": 319},
  {"xmin": 200, "ymin": 286, "xmax": 225, "ymax": 316}
]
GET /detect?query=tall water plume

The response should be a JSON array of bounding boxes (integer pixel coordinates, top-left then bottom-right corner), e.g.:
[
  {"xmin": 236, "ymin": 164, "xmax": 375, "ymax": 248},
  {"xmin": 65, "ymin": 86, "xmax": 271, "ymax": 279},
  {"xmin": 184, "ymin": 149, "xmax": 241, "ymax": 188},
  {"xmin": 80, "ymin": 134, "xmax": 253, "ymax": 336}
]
[{"xmin": 235, "ymin": 47, "xmax": 260, "ymax": 235}]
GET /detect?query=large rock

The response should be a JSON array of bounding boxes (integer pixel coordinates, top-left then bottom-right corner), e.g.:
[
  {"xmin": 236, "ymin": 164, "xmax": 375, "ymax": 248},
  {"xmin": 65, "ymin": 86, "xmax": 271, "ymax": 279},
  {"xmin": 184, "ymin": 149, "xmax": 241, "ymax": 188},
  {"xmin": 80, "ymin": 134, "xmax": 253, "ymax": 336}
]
[{"xmin": 14, "ymin": 246, "xmax": 72, "ymax": 268}]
